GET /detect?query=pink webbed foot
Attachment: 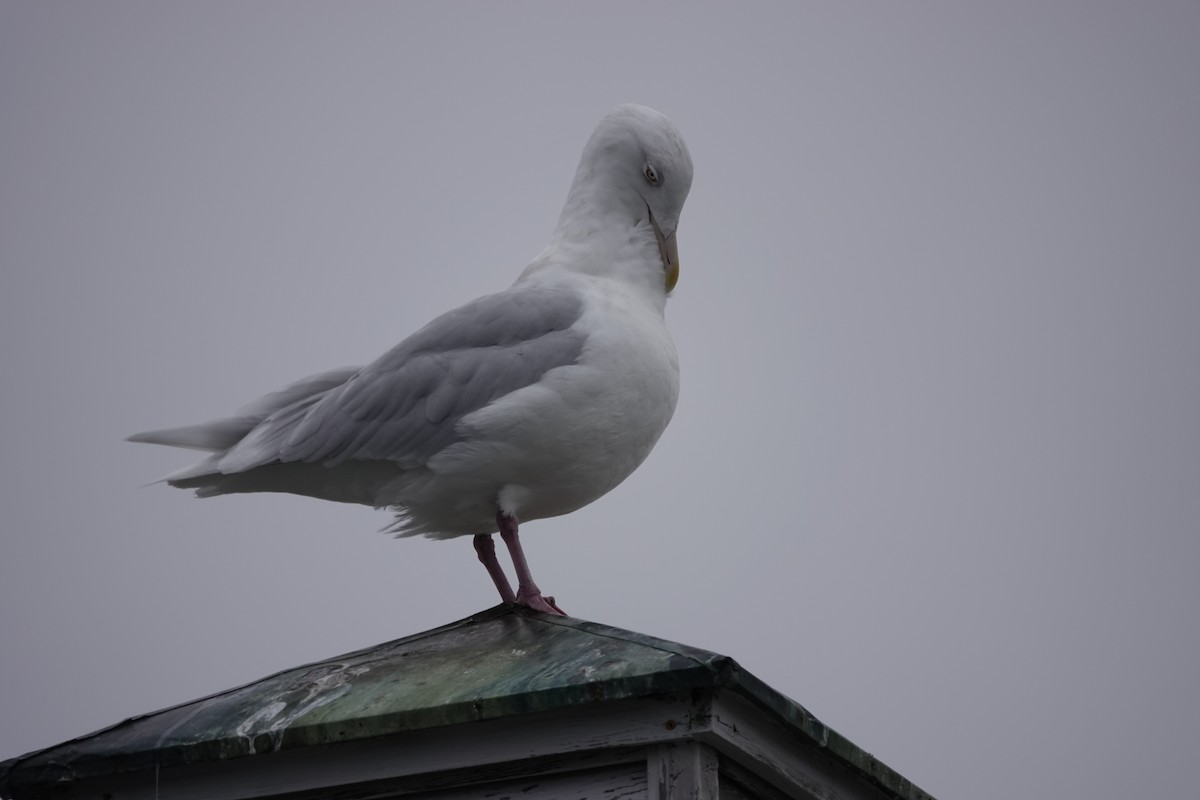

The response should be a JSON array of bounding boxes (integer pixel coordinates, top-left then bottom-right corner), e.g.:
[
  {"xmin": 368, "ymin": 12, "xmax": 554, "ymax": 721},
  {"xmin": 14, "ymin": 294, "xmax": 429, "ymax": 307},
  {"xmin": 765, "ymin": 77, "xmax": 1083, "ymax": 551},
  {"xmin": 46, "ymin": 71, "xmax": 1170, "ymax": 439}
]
[{"xmin": 516, "ymin": 589, "xmax": 566, "ymax": 616}]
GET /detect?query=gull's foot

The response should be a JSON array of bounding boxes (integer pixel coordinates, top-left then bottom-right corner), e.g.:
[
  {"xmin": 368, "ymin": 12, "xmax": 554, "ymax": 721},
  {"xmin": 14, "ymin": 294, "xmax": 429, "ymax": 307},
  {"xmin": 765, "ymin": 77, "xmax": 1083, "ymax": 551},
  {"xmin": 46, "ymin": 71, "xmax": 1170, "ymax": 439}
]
[{"xmin": 518, "ymin": 591, "xmax": 567, "ymax": 616}]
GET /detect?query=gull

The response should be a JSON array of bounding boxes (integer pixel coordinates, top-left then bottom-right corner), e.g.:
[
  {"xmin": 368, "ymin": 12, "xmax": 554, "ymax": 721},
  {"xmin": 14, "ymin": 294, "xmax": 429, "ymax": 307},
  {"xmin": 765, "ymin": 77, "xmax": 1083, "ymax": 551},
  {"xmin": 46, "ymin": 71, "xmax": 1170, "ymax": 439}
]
[{"xmin": 128, "ymin": 104, "xmax": 693, "ymax": 616}]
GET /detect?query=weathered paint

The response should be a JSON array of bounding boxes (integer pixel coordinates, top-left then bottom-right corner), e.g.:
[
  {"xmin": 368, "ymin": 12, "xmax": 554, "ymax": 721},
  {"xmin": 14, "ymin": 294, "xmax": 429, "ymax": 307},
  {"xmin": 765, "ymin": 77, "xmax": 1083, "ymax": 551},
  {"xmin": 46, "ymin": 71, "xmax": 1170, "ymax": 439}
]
[{"xmin": 0, "ymin": 605, "xmax": 932, "ymax": 800}]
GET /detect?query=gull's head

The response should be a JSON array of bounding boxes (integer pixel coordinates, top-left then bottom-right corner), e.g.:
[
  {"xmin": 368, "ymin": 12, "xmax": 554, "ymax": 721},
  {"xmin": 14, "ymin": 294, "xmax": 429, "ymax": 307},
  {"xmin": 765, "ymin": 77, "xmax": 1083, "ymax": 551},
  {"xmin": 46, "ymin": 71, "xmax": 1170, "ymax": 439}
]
[{"xmin": 559, "ymin": 104, "xmax": 694, "ymax": 292}]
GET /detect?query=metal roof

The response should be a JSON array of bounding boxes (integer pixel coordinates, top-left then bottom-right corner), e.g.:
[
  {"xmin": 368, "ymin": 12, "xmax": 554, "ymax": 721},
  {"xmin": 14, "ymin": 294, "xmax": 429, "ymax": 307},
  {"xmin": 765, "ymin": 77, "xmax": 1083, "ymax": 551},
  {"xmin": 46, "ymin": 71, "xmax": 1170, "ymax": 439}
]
[{"xmin": 1, "ymin": 605, "xmax": 931, "ymax": 800}]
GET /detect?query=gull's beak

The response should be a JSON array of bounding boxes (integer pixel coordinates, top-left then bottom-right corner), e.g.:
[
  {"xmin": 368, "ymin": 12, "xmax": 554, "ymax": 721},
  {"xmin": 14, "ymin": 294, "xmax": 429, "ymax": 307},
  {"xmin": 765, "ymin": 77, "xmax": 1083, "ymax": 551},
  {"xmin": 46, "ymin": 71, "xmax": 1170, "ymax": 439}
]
[{"xmin": 651, "ymin": 215, "xmax": 680, "ymax": 292}]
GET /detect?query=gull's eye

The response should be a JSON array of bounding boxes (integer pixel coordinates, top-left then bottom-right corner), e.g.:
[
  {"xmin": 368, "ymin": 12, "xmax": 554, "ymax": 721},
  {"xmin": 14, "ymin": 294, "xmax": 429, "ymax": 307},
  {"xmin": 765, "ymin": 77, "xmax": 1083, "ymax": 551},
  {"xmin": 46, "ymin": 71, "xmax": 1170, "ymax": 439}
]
[{"xmin": 643, "ymin": 164, "xmax": 659, "ymax": 185}]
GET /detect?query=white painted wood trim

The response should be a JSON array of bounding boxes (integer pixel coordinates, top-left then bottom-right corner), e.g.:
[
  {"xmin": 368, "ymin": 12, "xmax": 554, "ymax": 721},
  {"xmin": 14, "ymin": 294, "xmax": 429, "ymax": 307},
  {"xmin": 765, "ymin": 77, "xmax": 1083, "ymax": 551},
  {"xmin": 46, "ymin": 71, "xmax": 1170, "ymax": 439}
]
[
  {"xmin": 44, "ymin": 694, "xmax": 704, "ymax": 800},
  {"xmin": 646, "ymin": 741, "xmax": 718, "ymax": 800},
  {"xmin": 699, "ymin": 692, "xmax": 892, "ymax": 800}
]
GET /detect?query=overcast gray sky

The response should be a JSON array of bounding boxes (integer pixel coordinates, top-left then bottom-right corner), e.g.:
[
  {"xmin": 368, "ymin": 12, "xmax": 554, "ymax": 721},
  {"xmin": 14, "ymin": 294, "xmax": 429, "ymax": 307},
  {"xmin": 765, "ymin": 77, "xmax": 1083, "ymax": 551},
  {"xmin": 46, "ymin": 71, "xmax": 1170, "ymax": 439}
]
[{"xmin": 2, "ymin": 3, "xmax": 1198, "ymax": 798}]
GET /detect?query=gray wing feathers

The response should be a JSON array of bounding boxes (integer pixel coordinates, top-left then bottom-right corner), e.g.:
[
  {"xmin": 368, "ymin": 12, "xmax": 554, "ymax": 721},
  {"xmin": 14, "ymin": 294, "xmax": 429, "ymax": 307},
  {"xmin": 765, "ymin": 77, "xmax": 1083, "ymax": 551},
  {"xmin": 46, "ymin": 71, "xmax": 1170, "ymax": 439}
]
[
  {"xmin": 218, "ymin": 286, "xmax": 585, "ymax": 474},
  {"xmin": 126, "ymin": 367, "xmax": 360, "ymax": 453},
  {"xmin": 235, "ymin": 367, "xmax": 362, "ymax": 417},
  {"xmin": 127, "ymin": 416, "xmax": 261, "ymax": 452}
]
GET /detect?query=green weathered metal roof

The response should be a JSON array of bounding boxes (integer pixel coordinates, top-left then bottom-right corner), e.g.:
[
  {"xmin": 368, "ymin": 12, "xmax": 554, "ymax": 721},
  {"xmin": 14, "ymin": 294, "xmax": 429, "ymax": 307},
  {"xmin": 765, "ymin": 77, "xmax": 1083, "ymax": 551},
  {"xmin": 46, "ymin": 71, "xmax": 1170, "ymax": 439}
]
[{"xmin": 1, "ymin": 605, "xmax": 930, "ymax": 800}]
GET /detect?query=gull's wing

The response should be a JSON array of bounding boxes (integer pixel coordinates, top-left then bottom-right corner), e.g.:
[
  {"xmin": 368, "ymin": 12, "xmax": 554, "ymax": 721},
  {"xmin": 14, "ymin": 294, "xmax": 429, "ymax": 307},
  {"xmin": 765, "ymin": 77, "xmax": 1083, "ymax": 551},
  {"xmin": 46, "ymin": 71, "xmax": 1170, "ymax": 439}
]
[
  {"xmin": 127, "ymin": 367, "xmax": 361, "ymax": 452},
  {"xmin": 218, "ymin": 284, "xmax": 586, "ymax": 474}
]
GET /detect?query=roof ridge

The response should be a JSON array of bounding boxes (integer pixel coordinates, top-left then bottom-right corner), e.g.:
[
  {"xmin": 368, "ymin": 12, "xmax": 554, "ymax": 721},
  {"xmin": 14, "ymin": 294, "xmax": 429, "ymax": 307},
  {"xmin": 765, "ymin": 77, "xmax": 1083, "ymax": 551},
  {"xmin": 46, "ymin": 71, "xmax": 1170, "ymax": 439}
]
[{"xmin": 516, "ymin": 607, "xmax": 733, "ymax": 671}]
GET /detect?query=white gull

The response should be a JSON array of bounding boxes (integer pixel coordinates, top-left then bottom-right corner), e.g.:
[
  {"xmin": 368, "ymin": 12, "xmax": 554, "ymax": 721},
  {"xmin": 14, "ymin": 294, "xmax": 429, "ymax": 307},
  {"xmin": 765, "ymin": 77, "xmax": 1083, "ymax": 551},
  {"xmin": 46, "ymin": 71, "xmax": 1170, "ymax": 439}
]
[{"xmin": 128, "ymin": 104, "xmax": 694, "ymax": 615}]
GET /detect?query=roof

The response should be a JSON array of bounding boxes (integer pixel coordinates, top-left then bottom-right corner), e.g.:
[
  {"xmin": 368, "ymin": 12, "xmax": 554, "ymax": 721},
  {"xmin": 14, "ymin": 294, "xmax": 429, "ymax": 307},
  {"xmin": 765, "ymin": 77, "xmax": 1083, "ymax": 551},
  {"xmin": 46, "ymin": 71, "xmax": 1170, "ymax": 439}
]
[{"xmin": 1, "ymin": 605, "xmax": 931, "ymax": 799}]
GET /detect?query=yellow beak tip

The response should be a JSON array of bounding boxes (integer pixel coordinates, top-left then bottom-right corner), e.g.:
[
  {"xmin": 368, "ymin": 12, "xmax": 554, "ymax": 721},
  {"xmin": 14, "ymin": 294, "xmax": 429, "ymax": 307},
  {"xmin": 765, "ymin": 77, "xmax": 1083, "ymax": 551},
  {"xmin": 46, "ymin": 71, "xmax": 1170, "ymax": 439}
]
[{"xmin": 665, "ymin": 261, "xmax": 680, "ymax": 292}]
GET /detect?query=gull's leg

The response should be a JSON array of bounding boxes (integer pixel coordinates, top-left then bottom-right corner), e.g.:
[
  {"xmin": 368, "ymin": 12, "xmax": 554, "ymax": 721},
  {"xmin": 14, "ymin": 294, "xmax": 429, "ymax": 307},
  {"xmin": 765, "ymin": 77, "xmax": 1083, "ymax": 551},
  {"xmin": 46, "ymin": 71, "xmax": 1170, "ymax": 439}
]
[
  {"xmin": 496, "ymin": 512, "xmax": 566, "ymax": 616},
  {"xmin": 474, "ymin": 533, "xmax": 516, "ymax": 604}
]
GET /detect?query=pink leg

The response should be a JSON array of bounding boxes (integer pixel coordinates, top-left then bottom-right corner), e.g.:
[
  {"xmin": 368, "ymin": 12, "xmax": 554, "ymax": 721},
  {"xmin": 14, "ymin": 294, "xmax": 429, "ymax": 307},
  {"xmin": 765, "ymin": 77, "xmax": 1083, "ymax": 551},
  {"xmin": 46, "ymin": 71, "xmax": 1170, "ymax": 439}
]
[
  {"xmin": 497, "ymin": 511, "xmax": 566, "ymax": 616},
  {"xmin": 474, "ymin": 534, "xmax": 516, "ymax": 604}
]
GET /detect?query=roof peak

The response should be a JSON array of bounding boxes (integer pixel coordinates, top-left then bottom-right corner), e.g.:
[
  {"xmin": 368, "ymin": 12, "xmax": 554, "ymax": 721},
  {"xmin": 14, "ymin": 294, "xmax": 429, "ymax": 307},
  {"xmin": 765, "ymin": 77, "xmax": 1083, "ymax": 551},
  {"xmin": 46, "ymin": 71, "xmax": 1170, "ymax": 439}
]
[{"xmin": 1, "ymin": 606, "xmax": 933, "ymax": 800}]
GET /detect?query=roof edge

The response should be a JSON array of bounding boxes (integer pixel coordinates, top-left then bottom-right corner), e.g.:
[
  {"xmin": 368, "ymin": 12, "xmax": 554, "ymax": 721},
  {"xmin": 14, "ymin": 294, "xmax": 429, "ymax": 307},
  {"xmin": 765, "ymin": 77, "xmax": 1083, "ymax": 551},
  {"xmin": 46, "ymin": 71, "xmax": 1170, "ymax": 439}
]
[{"xmin": 2, "ymin": 606, "xmax": 934, "ymax": 800}]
